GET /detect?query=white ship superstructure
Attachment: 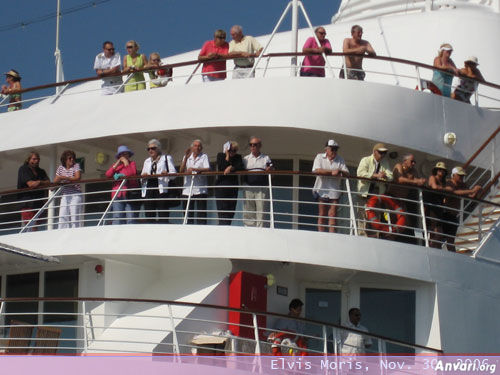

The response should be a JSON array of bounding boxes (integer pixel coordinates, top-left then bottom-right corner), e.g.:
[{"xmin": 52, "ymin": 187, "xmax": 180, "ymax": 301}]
[{"xmin": 0, "ymin": 0, "xmax": 499, "ymax": 356}]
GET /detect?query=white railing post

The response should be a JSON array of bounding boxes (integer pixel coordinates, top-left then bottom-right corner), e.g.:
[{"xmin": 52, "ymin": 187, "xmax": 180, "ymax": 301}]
[
  {"xmin": 459, "ymin": 199, "xmax": 465, "ymax": 226},
  {"xmin": 379, "ymin": 339, "xmax": 387, "ymax": 375},
  {"xmin": 47, "ymin": 188, "xmax": 56, "ymax": 231},
  {"xmin": 114, "ymin": 74, "xmax": 132, "ymax": 94},
  {"xmin": 21, "ymin": 186, "xmax": 62, "ymax": 233},
  {"xmin": 167, "ymin": 304, "xmax": 180, "ymax": 355},
  {"xmin": 97, "ymin": 179, "xmax": 126, "ymax": 226},
  {"xmin": 82, "ymin": 300, "xmax": 88, "ymax": 353},
  {"xmin": 263, "ymin": 56, "xmax": 272, "ymax": 77},
  {"xmin": 185, "ymin": 62, "xmax": 201, "ymax": 84},
  {"xmin": 342, "ymin": 56, "xmax": 348, "ymax": 79},
  {"xmin": 252, "ymin": 313, "xmax": 261, "ymax": 355},
  {"xmin": 183, "ymin": 175, "xmax": 195, "ymax": 225},
  {"xmin": 415, "ymin": 66, "xmax": 422, "ymax": 91},
  {"xmin": 322, "ymin": 325, "xmax": 328, "ymax": 354},
  {"xmin": 419, "ymin": 189, "xmax": 429, "ymax": 247},
  {"xmin": 346, "ymin": 179, "xmax": 358, "ymax": 236},
  {"xmin": 268, "ymin": 174, "xmax": 275, "ymax": 228},
  {"xmin": 478, "ymin": 203, "xmax": 483, "ymax": 243}
]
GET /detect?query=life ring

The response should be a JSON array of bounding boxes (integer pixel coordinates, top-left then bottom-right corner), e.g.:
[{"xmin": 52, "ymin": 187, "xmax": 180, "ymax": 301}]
[
  {"xmin": 268, "ymin": 332, "xmax": 307, "ymax": 356},
  {"xmin": 365, "ymin": 195, "xmax": 406, "ymax": 233}
]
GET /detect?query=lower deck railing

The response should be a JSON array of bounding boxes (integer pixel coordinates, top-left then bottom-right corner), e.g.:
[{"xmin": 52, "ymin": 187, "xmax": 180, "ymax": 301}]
[{"xmin": 0, "ymin": 298, "xmax": 441, "ymax": 356}]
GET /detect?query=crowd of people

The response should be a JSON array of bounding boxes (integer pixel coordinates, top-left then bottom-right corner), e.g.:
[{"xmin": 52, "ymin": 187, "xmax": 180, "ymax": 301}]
[
  {"xmin": 15, "ymin": 136, "xmax": 482, "ymax": 251},
  {"xmin": 2, "ymin": 23, "xmax": 485, "ymax": 108}
]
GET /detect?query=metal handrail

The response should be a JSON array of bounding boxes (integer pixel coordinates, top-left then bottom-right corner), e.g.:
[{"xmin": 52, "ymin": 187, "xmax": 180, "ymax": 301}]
[
  {"xmin": 0, "ymin": 297, "xmax": 443, "ymax": 354},
  {"xmin": 5, "ymin": 53, "xmax": 500, "ymax": 97}
]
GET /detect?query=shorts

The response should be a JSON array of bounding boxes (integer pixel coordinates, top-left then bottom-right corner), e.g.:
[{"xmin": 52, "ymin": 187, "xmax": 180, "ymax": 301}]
[{"xmin": 339, "ymin": 68, "xmax": 366, "ymax": 81}]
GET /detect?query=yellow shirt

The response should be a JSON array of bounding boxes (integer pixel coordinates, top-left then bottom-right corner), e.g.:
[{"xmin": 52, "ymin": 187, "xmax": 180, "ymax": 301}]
[{"xmin": 229, "ymin": 36, "xmax": 262, "ymax": 67}]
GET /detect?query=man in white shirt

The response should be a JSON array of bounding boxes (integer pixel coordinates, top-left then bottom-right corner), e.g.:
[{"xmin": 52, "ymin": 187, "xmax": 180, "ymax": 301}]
[
  {"xmin": 94, "ymin": 41, "xmax": 123, "ymax": 95},
  {"xmin": 312, "ymin": 139, "xmax": 350, "ymax": 232},
  {"xmin": 242, "ymin": 137, "xmax": 273, "ymax": 227},
  {"xmin": 341, "ymin": 308, "xmax": 372, "ymax": 354},
  {"xmin": 179, "ymin": 139, "xmax": 211, "ymax": 224},
  {"xmin": 228, "ymin": 25, "xmax": 263, "ymax": 79}
]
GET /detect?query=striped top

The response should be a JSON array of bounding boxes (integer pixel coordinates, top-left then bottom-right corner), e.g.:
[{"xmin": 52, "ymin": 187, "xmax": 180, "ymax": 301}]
[{"xmin": 56, "ymin": 163, "xmax": 81, "ymax": 194}]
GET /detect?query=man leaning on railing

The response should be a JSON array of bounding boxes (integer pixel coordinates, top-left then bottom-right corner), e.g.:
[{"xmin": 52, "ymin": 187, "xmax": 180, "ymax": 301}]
[{"xmin": 356, "ymin": 143, "xmax": 393, "ymax": 236}]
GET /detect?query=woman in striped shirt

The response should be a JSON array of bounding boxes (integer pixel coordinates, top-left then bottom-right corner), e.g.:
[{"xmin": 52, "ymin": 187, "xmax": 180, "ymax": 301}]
[{"xmin": 54, "ymin": 150, "xmax": 82, "ymax": 229}]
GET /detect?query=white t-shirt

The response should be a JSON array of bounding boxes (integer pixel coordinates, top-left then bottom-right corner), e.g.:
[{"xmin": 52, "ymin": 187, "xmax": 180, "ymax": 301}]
[
  {"xmin": 182, "ymin": 153, "xmax": 210, "ymax": 196},
  {"xmin": 93, "ymin": 52, "xmax": 122, "ymax": 91},
  {"xmin": 312, "ymin": 153, "xmax": 349, "ymax": 200},
  {"xmin": 341, "ymin": 321, "xmax": 372, "ymax": 354}
]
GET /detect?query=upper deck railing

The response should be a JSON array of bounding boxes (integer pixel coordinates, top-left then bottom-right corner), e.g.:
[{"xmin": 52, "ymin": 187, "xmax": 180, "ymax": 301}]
[
  {"xmin": 2, "ymin": 52, "xmax": 500, "ymax": 112},
  {"xmin": 0, "ymin": 297, "xmax": 442, "ymax": 355},
  {"xmin": 1, "ymin": 171, "xmax": 498, "ymax": 255}
]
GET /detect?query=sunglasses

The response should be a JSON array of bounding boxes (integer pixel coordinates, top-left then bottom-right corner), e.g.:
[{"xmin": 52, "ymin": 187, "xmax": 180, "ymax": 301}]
[
  {"xmin": 147, "ymin": 147, "xmax": 157, "ymax": 151},
  {"xmin": 126, "ymin": 45, "xmax": 134, "ymax": 49},
  {"xmin": 105, "ymin": 48, "xmax": 115, "ymax": 51},
  {"xmin": 317, "ymin": 31, "xmax": 326, "ymax": 35},
  {"xmin": 152, "ymin": 59, "xmax": 161, "ymax": 62},
  {"xmin": 215, "ymin": 36, "xmax": 226, "ymax": 39},
  {"xmin": 249, "ymin": 143, "xmax": 261, "ymax": 147}
]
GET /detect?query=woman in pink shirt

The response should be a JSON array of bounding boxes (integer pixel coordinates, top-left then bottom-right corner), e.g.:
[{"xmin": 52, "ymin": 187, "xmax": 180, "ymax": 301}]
[
  {"xmin": 105, "ymin": 145, "xmax": 139, "ymax": 224},
  {"xmin": 300, "ymin": 27, "xmax": 332, "ymax": 78}
]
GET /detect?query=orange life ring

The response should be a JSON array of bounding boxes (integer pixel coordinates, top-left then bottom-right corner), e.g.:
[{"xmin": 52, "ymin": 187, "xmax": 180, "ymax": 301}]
[
  {"xmin": 268, "ymin": 332, "xmax": 307, "ymax": 356},
  {"xmin": 365, "ymin": 195, "xmax": 406, "ymax": 233}
]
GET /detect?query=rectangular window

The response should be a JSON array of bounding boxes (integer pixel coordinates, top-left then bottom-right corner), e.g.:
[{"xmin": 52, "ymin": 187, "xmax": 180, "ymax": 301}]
[{"xmin": 6, "ymin": 272, "xmax": 39, "ymax": 325}]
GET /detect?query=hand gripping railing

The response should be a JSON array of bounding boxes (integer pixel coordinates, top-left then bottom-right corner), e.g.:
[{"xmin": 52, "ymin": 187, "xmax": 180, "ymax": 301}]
[
  {"xmin": 1, "ymin": 171, "xmax": 500, "ymax": 253},
  {"xmin": 0, "ymin": 297, "xmax": 443, "ymax": 355}
]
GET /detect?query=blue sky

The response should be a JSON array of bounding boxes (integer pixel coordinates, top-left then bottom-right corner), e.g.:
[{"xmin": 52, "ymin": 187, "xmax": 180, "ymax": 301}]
[{"xmin": 2, "ymin": 0, "xmax": 341, "ymax": 90}]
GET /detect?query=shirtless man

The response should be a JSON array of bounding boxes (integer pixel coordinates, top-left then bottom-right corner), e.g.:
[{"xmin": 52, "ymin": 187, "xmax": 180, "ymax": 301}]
[{"xmin": 340, "ymin": 25, "xmax": 376, "ymax": 80}]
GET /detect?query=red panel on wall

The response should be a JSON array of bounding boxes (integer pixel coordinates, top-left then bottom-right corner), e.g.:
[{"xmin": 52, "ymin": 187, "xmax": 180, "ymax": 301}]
[{"xmin": 228, "ymin": 271, "xmax": 267, "ymax": 339}]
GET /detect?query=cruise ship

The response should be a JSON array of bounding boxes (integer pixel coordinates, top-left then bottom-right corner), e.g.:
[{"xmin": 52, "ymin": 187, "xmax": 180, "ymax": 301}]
[{"xmin": 0, "ymin": 0, "xmax": 499, "ymax": 357}]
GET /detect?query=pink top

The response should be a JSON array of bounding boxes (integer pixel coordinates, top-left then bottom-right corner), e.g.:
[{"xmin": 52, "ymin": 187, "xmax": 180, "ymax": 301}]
[
  {"xmin": 105, "ymin": 161, "xmax": 138, "ymax": 199},
  {"xmin": 200, "ymin": 40, "xmax": 230, "ymax": 79},
  {"xmin": 301, "ymin": 37, "xmax": 332, "ymax": 77}
]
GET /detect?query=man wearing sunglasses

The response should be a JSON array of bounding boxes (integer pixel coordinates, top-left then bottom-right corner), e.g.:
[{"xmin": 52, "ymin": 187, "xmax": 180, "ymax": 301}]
[
  {"xmin": 94, "ymin": 41, "xmax": 123, "ymax": 95},
  {"xmin": 243, "ymin": 137, "xmax": 274, "ymax": 227},
  {"xmin": 357, "ymin": 143, "xmax": 393, "ymax": 234},
  {"xmin": 199, "ymin": 29, "xmax": 230, "ymax": 82}
]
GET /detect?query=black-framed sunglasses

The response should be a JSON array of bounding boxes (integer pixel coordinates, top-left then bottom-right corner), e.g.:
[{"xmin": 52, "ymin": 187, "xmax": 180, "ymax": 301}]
[
  {"xmin": 147, "ymin": 147, "xmax": 157, "ymax": 151},
  {"xmin": 249, "ymin": 143, "xmax": 260, "ymax": 147}
]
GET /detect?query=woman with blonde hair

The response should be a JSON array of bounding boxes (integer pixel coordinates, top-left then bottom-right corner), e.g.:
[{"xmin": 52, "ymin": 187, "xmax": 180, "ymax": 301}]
[
  {"xmin": 146, "ymin": 52, "xmax": 171, "ymax": 88},
  {"xmin": 122, "ymin": 40, "xmax": 147, "ymax": 91},
  {"xmin": 431, "ymin": 43, "xmax": 458, "ymax": 97}
]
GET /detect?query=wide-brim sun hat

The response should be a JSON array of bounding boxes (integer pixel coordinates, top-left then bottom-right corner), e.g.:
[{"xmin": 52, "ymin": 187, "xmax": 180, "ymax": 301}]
[
  {"xmin": 452, "ymin": 166, "xmax": 466, "ymax": 176},
  {"xmin": 372, "ymin": 143, "xmax": 388, "ymax": 153},
  {"xmin": 115, "ymin": 145, "xmax": 134, "ymax": 158},
  {"xmin": 4, "ymin": 69, "xmax": 21, "ymax": 80},
  {"xmin": 432, "ymin": 161, "xmax": 448, "ymax": 175}
]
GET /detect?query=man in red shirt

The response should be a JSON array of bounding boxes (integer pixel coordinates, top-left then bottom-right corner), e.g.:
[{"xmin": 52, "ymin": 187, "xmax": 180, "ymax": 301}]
[{"xmin": 199, "ymin": 29, "xmax": 230, "ymax": 82}]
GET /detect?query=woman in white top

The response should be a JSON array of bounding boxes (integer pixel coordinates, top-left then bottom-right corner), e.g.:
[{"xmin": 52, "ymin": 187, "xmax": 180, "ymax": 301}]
[
  {"xmin": 54, "ymin": 150, "xmax": 82, "ymax": 229},
  {"xmin": 141, "ymin": 139, "xmax": 177, "ymax": 223},
  {"xmin": 179, "ymin": 139, "xmax": 211, "ymax": 224},
  {"xmin": 312, "ymin": 140, "xmax": 349, "ymax": 232}
]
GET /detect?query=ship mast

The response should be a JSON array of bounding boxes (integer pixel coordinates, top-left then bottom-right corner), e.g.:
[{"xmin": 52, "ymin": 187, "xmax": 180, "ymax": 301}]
[
  {"xmin": 54, "ymin": 0, "xmax": 65, "ymax": 93},
  {"xmin": 249, "ymin": 0, "xmax": 333, "ymax": 78}
]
